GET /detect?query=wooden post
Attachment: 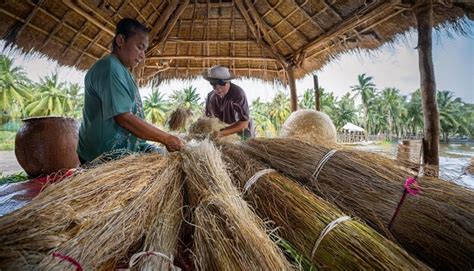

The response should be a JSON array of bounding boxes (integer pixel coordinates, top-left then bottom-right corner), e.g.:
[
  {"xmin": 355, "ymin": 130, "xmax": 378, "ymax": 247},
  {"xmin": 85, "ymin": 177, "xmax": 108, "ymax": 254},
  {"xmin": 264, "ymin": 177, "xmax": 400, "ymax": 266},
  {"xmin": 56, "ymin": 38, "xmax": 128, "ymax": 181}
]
[
  {"xmin": 313, "ymin": 74, "xmax": 320, "ymax": 111},
  {"xmin": 415, "ymin": 0, "xmax": 440, "ymax": 170},
  {"xmin": 287, "ymin": 65, "xmax": 298, "ymax": 112}
]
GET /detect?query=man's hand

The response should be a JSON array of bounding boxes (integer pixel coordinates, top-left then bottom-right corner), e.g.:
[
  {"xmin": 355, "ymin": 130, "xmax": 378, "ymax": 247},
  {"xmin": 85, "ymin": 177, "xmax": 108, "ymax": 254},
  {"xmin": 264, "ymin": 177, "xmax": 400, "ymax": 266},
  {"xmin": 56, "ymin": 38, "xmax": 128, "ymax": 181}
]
[{"xmin": 164, "ymin": 134, "xmax": 185, "ymax": 152}]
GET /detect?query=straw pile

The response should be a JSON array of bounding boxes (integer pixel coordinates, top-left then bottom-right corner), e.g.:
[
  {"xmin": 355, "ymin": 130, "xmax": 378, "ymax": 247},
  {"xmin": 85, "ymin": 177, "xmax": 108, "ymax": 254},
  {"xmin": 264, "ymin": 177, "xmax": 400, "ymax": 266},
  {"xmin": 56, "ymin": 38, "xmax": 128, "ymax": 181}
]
[
  {"xmin": 167, "ymin": 107, "xmax": 193, "ymax": 132},
  {"xmin": 181, "ymin": 140, "xmax": 293, "ymax": 270},
  {"xmin": 242, "ymin": 138, "xmax": 474, "ymax": 270},
  {"xmin": 220, "ymin": 143, "xmax": 429, "ymax": 270},
  {"xmin": 280, "ymin": 109, "xmax": 337, "ymax": 145},
  {"xmin": 188, "ymin": 117, "xmax": 240, "ymax": 142},
  {"xmin": 0, "ymin": 153, "xmax": 183, "ymax": 270}
]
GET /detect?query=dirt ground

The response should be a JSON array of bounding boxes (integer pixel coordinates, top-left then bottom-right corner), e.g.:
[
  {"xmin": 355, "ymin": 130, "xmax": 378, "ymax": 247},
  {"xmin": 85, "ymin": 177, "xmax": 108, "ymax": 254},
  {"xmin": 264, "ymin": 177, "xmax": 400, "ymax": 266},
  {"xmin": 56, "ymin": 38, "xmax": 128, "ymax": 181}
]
[{"xmin": 0, "ymin": 151, "xmax": 22, "ymax": 175}]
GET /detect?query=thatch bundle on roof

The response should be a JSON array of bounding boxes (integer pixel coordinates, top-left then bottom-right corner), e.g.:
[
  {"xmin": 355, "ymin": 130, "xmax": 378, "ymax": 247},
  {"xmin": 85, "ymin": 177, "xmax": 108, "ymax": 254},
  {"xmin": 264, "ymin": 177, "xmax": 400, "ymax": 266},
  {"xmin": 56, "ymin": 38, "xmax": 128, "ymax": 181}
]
[
  {"xmin": 241, "ymin": 137, "xmax": 474, "ymax": 270},
  {"xmin": 0, "ymin": 1, "xmax": 472, "ymax": 85}
]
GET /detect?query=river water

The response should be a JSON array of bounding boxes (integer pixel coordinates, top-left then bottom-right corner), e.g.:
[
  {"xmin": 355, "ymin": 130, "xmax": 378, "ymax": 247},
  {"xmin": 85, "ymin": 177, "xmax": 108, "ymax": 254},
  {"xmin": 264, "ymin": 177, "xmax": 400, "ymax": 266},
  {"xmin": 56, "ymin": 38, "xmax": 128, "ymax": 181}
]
[{"xmin": 353, "ymin": 142, "xmax": 474, "ymax": 189}]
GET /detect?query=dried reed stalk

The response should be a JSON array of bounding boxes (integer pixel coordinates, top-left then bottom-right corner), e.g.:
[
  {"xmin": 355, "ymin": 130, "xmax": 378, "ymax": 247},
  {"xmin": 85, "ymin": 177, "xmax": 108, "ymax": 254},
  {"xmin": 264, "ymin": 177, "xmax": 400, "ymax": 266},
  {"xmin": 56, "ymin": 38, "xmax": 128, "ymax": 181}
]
[
  {"xmin": 181, "ymin": 140, "xmax": 293, "ymax": 270},
  {"xmin": 221, "ymin": 143, "xmax": 430, "ymax": 270},
  {"xmin": 168, "ymin": 107, "xmax": 192, "ymax": 132},
  {"xmin": 243, "ymin": 138, "xmax": 474, "ymax": 270},
  {"xmin": 187, "ymin": 117, "xmax": 240, "ymax": 143},
  {"xmin": 132, "ymin": 157, "xmax": 184, "ymax": 271},
  {"xmin": 0, "ymin": 154, "xmax": 165, "ymax": 269},
  {"xmin": 36, "ymin": 154, "xmax": 183, "ymax": 270}
]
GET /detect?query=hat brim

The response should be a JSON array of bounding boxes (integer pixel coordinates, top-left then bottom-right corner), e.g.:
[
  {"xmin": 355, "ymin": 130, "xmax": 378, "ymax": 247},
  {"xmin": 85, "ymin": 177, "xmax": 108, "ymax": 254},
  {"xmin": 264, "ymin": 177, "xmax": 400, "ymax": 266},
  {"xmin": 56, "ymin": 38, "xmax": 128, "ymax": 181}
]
[{"xmin": 202, "ymin": 72, "xmax": 235, "ymax": 81}]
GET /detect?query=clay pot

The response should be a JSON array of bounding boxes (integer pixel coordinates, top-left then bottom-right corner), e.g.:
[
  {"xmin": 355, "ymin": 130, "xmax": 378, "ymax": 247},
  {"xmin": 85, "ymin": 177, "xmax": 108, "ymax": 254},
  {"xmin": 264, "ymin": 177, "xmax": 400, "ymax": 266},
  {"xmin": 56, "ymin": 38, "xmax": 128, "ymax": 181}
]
[{"xmin": 15, "ymin": 117, "xmax": 80, "ymax": 177}]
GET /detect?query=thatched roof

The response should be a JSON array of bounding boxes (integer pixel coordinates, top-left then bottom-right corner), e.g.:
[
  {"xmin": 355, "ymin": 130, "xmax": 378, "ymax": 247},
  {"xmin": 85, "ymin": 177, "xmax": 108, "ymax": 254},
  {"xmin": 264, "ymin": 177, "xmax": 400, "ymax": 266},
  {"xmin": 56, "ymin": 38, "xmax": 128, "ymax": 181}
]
[{"xmin": 0, "ymin": 0, "xmax": 472, "ymax": 85}]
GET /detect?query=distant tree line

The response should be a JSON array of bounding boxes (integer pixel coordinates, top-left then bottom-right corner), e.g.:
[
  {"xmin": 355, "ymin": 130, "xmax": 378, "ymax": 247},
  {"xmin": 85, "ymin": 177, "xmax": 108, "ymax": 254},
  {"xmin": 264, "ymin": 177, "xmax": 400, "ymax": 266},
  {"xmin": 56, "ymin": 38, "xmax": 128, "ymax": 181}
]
[{"xmin": 2, "ymin": 55, "xmax": 472, "ymax": 141}]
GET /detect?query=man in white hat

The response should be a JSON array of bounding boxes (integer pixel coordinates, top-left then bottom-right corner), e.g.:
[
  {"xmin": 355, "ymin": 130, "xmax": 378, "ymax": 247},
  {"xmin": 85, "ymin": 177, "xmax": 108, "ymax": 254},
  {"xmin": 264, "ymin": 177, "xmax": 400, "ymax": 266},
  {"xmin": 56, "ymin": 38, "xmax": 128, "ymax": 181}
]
[{"xmin": 203, "ymin": 65, "xmax": 254, "ymax": 139}]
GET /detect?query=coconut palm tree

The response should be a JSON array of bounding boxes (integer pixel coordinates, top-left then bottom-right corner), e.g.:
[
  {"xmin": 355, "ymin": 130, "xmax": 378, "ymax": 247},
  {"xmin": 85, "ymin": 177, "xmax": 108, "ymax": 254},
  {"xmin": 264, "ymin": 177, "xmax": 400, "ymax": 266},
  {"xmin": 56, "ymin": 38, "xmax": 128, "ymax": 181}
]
[
  {"xmin": 332, "ymin": 93, "xmax": 358, "ymax": 130},
  {"xmin": 251, "ymin": 98, "xmax": 277, "ymax": 137},
  {"xmin": 64, "ymin": 83, "xmax": 84, "ymax": 118},
  {"xmin": 380, "ymin": 87, "xmax": 405, "ymax": 138},
  {"xmin": 25, "ymin": 73, "xmax": 70, "ymax": 116},
  {"xmin": 0, "ymin": 55, "xmax": 32, "ymax": 121},
  {"xmin": 169, "ymin": 86, "xmax": 202, "ymax": 114},
  {"xmin": 299, "ymin": 88, "xmax": 315, "ymax": 109},
  {"xmin": 268, "ymin": 92, "xmax": 291, "ymax": 131},
  {"xmin": 143, "ymin": 88, "xmax": 169, "ymax": 125},
  {"xmin": 406, "ymin": 89, "xmax": 424, "ymax": 136},
  {"xmin": 350, "ymin": 73, "xmax": 375, "ymax": 134},
  {"xmin": 436, "ymin": 90, "xmax": 469, "ymax": 142}
]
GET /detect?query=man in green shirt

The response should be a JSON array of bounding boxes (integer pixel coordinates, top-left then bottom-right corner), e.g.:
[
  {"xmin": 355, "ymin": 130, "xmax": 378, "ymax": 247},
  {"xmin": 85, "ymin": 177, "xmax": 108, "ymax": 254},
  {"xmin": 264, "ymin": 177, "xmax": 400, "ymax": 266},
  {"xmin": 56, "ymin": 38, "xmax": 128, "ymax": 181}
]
[{"xmin": 77, "ymin": 18, "xmax": 183, "ymax": 163}]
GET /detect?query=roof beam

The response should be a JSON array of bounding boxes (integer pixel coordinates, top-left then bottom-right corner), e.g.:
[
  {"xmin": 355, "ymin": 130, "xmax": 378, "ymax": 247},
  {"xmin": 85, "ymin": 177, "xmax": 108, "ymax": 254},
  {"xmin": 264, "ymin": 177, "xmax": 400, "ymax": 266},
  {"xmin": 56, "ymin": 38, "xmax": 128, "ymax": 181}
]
[
  {"xmin": 292, "ymin": 0, "xmax": 392, "ymax": 60},
  {"xmin": 235, "ymin": 0, "xmax": 287, "ymax": 67},
  {"xmin": 15, "ymin": 0, "xmax": 47, "ymax": 39},
  {"xmin": 147, "ymin": 56, "xmax": 278, "ymax": 61},
  {"xmin": 61, "ymin": 0, "xmax": 114, "ymax": 36},
  {"xmin": 165, "ymin": 39, "xmax": 258, "ymax": 44},
  {"xmin": 0, "ymin": 8, "xmax": 99, "ymax": 62},
  {"xmin": 245, "ymin": 0, "xmax": 294, "ymax": 52},
  {"xmin": 146, "ymin": 0, "xmax": 189, "ymax": 56},
  {"xmin": 148, "ymin": 0, "xmax": 179, "ymax": 43}
]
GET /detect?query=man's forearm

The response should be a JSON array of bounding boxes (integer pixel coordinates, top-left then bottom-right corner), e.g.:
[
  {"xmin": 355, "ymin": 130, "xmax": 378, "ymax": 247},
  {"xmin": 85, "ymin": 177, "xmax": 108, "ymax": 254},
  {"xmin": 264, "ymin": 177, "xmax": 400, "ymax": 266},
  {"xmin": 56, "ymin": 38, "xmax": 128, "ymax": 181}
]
[
  {"xmin": 220, "ymin": 120, "xmax": 248, "ymax": 136},
  {"xmin": 114, "ymin": 113, "xmax": 170, "ymax": 144}
]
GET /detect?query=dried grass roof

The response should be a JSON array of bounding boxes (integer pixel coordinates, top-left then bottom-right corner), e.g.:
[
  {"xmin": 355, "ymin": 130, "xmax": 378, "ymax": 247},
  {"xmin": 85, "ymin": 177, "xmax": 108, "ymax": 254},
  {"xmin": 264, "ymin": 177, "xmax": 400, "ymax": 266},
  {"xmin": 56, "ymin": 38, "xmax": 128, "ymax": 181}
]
[{"xmin": 1, "ymin": 0, "xmax": 472, "ymax": 85}]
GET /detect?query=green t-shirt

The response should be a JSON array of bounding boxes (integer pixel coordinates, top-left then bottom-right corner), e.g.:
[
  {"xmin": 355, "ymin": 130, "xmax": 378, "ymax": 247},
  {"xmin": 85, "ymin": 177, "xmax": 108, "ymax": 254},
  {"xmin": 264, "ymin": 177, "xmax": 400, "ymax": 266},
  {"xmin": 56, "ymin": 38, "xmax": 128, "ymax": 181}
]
[{"xmin": 77, "ymin": 54, "xmax": 148, "ymax": 162}]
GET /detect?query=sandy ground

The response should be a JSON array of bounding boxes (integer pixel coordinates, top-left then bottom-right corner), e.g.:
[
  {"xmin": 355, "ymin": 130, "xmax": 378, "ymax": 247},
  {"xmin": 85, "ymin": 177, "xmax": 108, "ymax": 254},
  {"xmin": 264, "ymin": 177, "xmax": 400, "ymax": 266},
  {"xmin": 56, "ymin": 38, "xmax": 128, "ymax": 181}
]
[{"xmin": 0, "ymin": 151, "xmax": 22, "ymax": 175}]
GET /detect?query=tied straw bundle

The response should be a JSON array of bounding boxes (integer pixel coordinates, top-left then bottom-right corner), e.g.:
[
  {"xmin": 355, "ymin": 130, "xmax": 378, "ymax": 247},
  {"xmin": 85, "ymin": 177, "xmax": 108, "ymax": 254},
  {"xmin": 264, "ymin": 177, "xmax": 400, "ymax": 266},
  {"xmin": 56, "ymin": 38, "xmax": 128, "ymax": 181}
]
[
  {"xmin": 187, "ymin": 117, "xmax": 240, "ymax": 143},
  {"xmin": 38, "ymin": 154, "xmax": 183, "ymax": 270},
  {"xmin": 0, "ymin": 154, "xmax": 183, "ymax": 270},
  {"xmin": 181, "ymin": 140, "xmax": 293, "ymax": 270},
  {"xmin": 167, "ymin": 107, "xmax": 193, "ymax": 132},
  {"xmin": 242, "ymin": 138, "xmax": 474, "ymax": 270},
  {"xmin": 220, "ymin": 143, "xmax": 429, "ymax": 270}
]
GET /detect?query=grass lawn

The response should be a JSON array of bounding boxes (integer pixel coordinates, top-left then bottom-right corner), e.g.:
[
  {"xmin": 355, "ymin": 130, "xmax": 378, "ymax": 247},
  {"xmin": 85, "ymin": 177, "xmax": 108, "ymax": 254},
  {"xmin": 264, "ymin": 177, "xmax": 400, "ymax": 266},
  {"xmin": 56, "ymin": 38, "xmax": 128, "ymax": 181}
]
[{"xmin": 0, "ymin": 131, "xmax": 16, "ymax": 151}]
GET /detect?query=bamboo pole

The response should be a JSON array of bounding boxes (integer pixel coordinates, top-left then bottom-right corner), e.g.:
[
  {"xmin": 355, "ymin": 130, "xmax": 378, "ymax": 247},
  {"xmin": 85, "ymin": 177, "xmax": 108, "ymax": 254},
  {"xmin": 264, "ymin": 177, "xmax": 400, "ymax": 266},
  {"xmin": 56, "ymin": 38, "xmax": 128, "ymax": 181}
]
[{"xmin": 415, "ymin": 0, "xmax": 440, "ymax": 171}]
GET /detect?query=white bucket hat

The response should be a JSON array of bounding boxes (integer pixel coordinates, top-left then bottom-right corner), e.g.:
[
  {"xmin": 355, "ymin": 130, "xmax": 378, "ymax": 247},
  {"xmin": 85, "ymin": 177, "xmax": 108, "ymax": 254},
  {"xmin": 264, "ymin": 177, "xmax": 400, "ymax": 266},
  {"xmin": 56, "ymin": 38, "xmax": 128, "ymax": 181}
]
[{"xmin": 202, "ymin": 65, "xmax": 235, "ymax": 81}]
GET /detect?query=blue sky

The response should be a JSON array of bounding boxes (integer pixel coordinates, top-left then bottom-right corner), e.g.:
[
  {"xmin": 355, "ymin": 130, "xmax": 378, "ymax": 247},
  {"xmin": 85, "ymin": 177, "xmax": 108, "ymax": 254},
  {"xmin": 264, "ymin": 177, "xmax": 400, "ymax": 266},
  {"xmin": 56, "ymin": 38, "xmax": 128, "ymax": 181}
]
[{"xmin": 2, "ymin": 22, "xmax": 473, "ymax": 104}]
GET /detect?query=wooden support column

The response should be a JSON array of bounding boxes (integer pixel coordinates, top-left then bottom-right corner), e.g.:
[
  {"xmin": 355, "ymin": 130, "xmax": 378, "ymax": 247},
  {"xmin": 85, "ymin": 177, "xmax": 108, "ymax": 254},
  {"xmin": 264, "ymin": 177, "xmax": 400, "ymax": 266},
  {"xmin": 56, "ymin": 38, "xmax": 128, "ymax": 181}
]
[
  {"xmin": 287, "ymin": 65, "xmax": 298, "ymax": 112},
  {"xmin": 313, "ymin": 74, "xmax": 320, "ymax": 111},
  {"xmin": 415, "ymin": 0, "xmax": 439, "ymax": 169}
]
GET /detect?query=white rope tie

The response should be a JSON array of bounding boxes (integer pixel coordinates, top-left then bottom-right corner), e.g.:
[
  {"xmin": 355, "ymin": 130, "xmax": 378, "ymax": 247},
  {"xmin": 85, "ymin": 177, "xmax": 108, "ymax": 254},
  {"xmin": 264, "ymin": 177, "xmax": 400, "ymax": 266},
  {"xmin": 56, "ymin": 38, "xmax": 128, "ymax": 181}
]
[
  {"xmin": 129, "ymin": 251, "xmax": 181, "ymax": 270},
  {"xmin": 243, "ymin": 169, "xmax": 276, "ymax": 192},
  {"xmin": 311, "ymin": 216, "xmax": 351, "ymax": 258},
  {"xmin": 312, "ymin": 149, "xmax": 337, "ymax": 182}
]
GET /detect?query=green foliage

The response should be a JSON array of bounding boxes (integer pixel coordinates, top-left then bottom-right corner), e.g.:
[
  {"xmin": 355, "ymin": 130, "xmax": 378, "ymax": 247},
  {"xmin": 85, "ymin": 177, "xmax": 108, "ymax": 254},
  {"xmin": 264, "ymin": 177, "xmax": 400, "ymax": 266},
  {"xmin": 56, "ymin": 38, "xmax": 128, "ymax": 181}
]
[
  {"xmin": 0, "ymin": 130, "xmax": 16, "ymax": 150},
  {"xmin": 0, "ymin": 55, "xmax": 32, "ymax": 120},
  {"xmin": 0, "ymin": 171, "xmax": 28, "ymax": 185},
  {"xmin": 143, "ymin": 88, "xmax": 169, "ymax": 125},
  {"xmin": 169, "ymin": 86, "xmax": 202, "ymax": 114},
  {"xmin": 1, "ymin": 58, "xmax": 473, "ymax": 142}
]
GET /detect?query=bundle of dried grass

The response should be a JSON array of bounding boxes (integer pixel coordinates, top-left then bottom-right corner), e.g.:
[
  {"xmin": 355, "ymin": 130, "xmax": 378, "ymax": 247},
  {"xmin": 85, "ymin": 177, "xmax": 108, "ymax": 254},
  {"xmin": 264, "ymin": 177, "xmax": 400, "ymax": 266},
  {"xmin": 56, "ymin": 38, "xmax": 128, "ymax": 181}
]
[
  {"xmin": 181, "ymin": 140, "xmax": 293, "ymax": 270},
  {"xmin": 167, "ymin": 107, "xmax": 193, "ymax": 132},
  {"xmin": 280, "ymin": 109, "xmax": 337, "ymax": 145},
  {"xmin": 36, "ymin": 154, "xmax": 183, "ymax": 270},
  {"xmin": 0, "ymin": 154, "xmax": 183, "ymax": 270},
  {"xmin": 220, "ymin": 143, "xmax": 429, "ymax": 270},
  {"xmin": 187, "ymin": 117, "xmax": 240, "ymax": 142},
  {"xmin": 242, "ymin": 138, "xmax": 474, "ymax": 270}
]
